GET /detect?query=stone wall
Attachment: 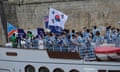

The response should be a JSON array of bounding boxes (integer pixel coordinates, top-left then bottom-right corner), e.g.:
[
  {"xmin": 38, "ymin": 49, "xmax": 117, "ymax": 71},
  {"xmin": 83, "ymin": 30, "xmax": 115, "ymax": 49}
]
[
  {"xmin": 15, "ymin": 0, "xmax": 120, "ymax": 31},
  {"xmin": 3, "ymin": 4, "xmax": 18, "ymax": 27},
  {"xmin": 8, "ymin": 0, "xmax": 87, "ymax": 4}
]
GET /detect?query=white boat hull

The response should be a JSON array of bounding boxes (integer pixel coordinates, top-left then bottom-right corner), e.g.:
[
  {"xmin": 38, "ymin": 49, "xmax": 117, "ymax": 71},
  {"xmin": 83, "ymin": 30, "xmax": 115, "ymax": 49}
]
[{"xmin": 0, "ymin": 47, "xmax": 120, "ymax": 72}]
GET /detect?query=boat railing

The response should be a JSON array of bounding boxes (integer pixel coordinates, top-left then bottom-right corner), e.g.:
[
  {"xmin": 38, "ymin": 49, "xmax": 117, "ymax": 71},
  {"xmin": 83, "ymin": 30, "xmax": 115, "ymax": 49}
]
[
  {"xmin": 2, "ymin": 41, "xmax": 97, "ymax": 60},
  {"xmin": 44, "ymin": 43, "xmax": 96, "ymax": 60}
]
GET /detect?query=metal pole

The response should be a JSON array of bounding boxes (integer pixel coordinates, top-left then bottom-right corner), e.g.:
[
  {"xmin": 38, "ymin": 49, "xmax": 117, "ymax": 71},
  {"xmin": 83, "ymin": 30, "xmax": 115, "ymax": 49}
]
[{"xmin": 0, "ymin": 0, "xmax": 8, "ymax": 42}]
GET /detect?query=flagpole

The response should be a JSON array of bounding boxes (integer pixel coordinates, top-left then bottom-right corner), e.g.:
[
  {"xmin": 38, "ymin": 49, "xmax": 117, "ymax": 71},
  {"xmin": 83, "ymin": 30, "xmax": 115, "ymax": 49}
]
[
  {"xmin": 43, "ymin": 16, "xmax": 45, "ymax": 30},
  {"xmin": 0, "ymin": 1, "xmax": 8, "ymax": 42}
]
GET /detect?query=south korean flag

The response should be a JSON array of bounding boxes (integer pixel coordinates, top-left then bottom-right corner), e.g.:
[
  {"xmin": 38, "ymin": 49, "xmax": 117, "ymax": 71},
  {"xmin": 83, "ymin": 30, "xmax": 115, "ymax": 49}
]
[{"xmin": 48, "ymin": 8, "xmax": 68, "ymax": 29}]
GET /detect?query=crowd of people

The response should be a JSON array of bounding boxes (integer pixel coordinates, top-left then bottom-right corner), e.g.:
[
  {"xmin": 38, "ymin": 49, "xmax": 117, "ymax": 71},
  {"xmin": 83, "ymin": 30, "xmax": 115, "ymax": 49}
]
[{"xmin": 8, "ymin": 25, "xmax": 120, "ymax": 60}]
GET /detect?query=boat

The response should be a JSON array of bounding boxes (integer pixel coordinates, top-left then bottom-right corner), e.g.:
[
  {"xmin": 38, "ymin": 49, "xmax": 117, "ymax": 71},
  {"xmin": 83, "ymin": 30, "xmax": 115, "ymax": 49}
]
[
  {"xmin": 0, "ymin": 45, "xmax": 120, "ymax": 72},
  {"xmin": 0, "ymin": 1, "xmax": 120, "ymax": 72}
]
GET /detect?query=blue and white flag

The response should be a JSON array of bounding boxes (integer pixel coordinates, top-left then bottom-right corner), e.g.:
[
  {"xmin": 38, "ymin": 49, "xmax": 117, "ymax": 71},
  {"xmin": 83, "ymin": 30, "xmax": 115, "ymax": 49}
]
[
  {"xmin": 44, "ymin": 15, "xmax": 62, "ymax": 34},
  {"xmin": 48, "ymin": 8, "xmax": 68, "ymax": 29}
]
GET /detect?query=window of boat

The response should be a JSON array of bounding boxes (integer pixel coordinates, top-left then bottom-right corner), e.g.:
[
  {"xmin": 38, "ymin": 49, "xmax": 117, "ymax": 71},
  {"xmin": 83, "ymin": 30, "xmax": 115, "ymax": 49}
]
[
  {"xmin": 70, "ymin": 69, "xmax": 79, "ymax": 72},
  {"xmin": 0, "ymin": 69, "xmax": 10, "ymax": 72},
  {"xmin": 98, "ymin": 70, "xmax": 120, "ymax": 72},
  {"xmin": 39, "ymin": 67, "xmax": 49, "ymax": 72},
  {"xmin": 98, "ymin": 70, "xmax": 106, "ymax": 72},
  {"xmin": 25, "ymin": 65, "xmax": 35, "ymax": 72},
  {"xmin": 53, "ymin": 68, "xmax": 64, "ymax": 72},
  {"xmin": 108, "ymin": 70, "xmax": 120, "ymax": 72}
]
